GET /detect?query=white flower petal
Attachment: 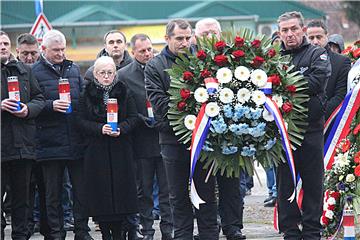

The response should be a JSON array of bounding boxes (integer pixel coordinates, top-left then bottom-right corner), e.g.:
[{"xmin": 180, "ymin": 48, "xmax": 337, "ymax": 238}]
[
  {"xmin": 194, "ymin": 87, "xmax": 209, "ymax": 103},
  {"xmin": 251, "ymin": 69, "xmax": 268, "ymax": 87},
  {"xmin": 262, "ymin": 108, "xmax": 274, "ymax": 122},
  {"xmin": 219, "ymin": 88, "xmax": 234, "ymax": 104},
  {"xmin": 216, "ymin": 67, "xmax": 233, "ymax": 84},
  {"xmin": 272, "ymin": 95, "xmax": 283, "ymax": 108},
  {"xmin": 237, "ymin": 88, "xmax": 251, "ymax": 103},
  {"xmin": 184, "ymin": 115, "xmax": 197, "ymax": 130},
  {"xmin": 234, "ymin": 66, "xmax": 250, "ymax": 81},
  {"xmin": 251, "ymin": 90, "xmax": 266, "ymax": 106},
  {"xmin": 205, "ymin": 102, "xmax": 220, "ymax": 117}
]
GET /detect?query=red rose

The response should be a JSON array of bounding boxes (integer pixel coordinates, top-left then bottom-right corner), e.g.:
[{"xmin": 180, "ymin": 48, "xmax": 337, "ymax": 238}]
[
  {"xmin": 267, "ymin": 48, "xmax": 276, "ymax": 58},
  {"xmin": 342, "ymin": 46, "xmax": 352, "ymax": 55},
  {"xmin": 354, "ymin": 40, "xmax": 360, "ymax": 46},
  {"xmin": 197, "ymin": 50, "xmax": 207, "ymax": 60},
  {"xmin": 355, "ymin": 165, "xmax": 360, "ymax": 177},
  {"xmin": 234, "ymin": 36, "xmax": 244, "ymax": 47},
  {"xmin": 183, "ymin": 71, "xmax": 194, "ymax": 81},
  {"xmin": 282, "ymin": 101, "xmax": 293, "ymax": 113},
  {"xmin": 180, "ymin": 88, "xmax": 191, "ymax": 100},
  {"xmin": 214, "ymin": 54, "xmax": 228, "ymax": 66},
  {"xmin": 232, "ymin": 50, "xmax": 245, "ymax": 60},
  {"xmin": 330, "ymin": 191, "xmax": 341, "ymax": 200},
  {"xmin": 286, "ymin": 85, "xmax": 297, "ymax": 93},
  {"xmin": 353, "ymin": 48, "xmax": 360, "ymax": 58},
  {"xmin": 268, "ymin": 74, "xmax": 281, "ymax": 85},
  {"xmin": 251, "ymin": 39, "xmax": 261, "ymax": 48},
  {"xmin": 201, "ymin": 69, "xmax": 211, "ymax": 78},
  {"xmin": 252, "ymin": 56, "xmax": 265, "ymax": 67},
  {"xmin": 354, "ymin": 151, "xmax": 360, "ymax": 164},
  {"xmin": 327, "ymin": 204, "xmax": 335, "ymax": 211},
  {"xmin": 214, "ymin": 41, "xmax": 227, "ymax": 51},
  {"xmin": 177, "ymin": 101, "xmax": 187, "ymax": 111},
  {"xmin": 341, "ymin": 139, "xmax": 351, "ymax": 153},
  {"xmin": 282, "ymin": 65, "xmax": 289, "ymax": 71},
  {"xmin": 321, "ymin": 215, "xmax": 329, "ymax": 226},
  {"xmin": 353, "ymin": 123, "xmax": 360, "ymax": 135}
]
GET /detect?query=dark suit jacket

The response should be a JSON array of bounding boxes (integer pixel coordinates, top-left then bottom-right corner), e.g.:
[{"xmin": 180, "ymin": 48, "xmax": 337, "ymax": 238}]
[{"xmin": 325, "ymin": 45, "xmax": 351, "ymax": 120}]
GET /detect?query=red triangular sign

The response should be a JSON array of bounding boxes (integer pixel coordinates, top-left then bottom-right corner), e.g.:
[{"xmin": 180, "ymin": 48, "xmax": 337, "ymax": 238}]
[{"xmin": 30, "ymin": 13, "xmax": 52, "ymax": 44}]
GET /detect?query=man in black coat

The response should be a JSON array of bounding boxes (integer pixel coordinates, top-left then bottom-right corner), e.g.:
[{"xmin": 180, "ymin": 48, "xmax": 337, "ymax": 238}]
[
  {"xmin": 277, "ymin": 12, "xmax": 331, "ymax": 239},
  {"xmin": 84, "ymin": 30, "xmax": 133, "ymax": 83},
  {"xmin": 306, "ymin": 20, "xmax": 351, "ymax": 120},
  {"xmin": 145, "ymin": 19, "xmax": 219, "ymax": 240},
  {"xmin": 31, "ymin": 29, "xmax": 92, "ymax": 240},
  {"xmin": 194, "ymin": 18, "xmax": 246, "ymax": 240},
  {"xmin": 118, "ymin": 34, "xmax": 173, "ymax": 240},
  {"xmin": 1, "ymin": 31, "xmax": 45, "ymax": 240}
]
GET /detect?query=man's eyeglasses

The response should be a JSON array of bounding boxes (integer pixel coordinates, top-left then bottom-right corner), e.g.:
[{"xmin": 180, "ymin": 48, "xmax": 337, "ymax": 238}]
[{"xmin": 97, "ymin": 71, "xmax": 115, "ymax": 77}]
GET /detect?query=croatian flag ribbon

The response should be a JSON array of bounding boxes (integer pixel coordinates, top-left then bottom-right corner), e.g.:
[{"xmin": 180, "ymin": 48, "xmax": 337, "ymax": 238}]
[
  {"xmin": 58, "ymin": 78, "xmax": 72, "ymax": 114},
  {"xmin": 264, "ymin": 97, "xmax": 297, "ymax": 203},
  {"xmin": 324, "ymin": 102, "xmax": 343, "ymax": 137},
  {"xmin": 204, "ymin": 77, "xmax": 219, "ymax": 95},
  {"xmin": 146, "ymin": 100, "xmax": 155, "ymax": 123},
  {"xmin": 260, "ymin": 78, "xmax": 272, "ymax": 95},
  {"xmin": 7, "ymin": 76, "xmax": 21, "ymax": 111},
  {"xmin": 107, "ymin": 98, "xmax": 118, "ymax": 132},
  {"xmin": 343, "ymin": 209, "xmax": 355, "ymax": 240},
  {"xmin": 190, "ymin": 103, "xmax": 211, "ymax": 209},
  {"xmin": 324, "ymin": 82, "xmax": 360, "ymax": 170}
]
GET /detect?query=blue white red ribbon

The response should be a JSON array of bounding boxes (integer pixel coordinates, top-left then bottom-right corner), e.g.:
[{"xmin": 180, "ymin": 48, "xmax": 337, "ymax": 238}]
[
  {"xmin": 190, "ymin": 103, "xmax": 211, "ymax": 209},
  {"xmin": 260, "ymin": 78, "xmax": 272, "ymax": 95},
  {"xmin": 146, "ymin": 100, "xmax": 155, "ymax": 123},
  {"xmin": 204, "ymin": 77, "xmax": 219, "ymax": 95},
  {"xmin": 264, "ymin": 97, "xmax": 297, "ymax": 203},
  {"xmin": 324, "ymin": 102, "xmax": 343, "ymax": 137},
  {"xmin": 324, "ymin": 82, "xmax": 360, "ymax": 170}
]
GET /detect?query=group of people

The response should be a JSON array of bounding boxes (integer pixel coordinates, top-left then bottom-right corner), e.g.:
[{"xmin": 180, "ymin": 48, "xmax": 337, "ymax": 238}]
[{"xmin": 0, "ymin": 9, "xmax": 354, "ymax": 240}]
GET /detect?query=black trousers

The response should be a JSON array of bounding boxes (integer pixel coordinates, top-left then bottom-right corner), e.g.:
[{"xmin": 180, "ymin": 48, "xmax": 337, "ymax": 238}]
[
  {"xmin": 138, "ymin": 156, "xmax": 172, "ymax": 237},
  {"xmin": 161, "ymin": 144, "xmax": 218, "ymax": 240},
  {"xmin": 1, "ymin": 159, "xmax": 32, "ymax": 240},
  {"xmin": 277, "ymin": 131, "xmax": 324, "ymax": 240},
  {"xmin": 217, "ymin": 173, "xmax": 244, "ymax": 236},
  {"xmin": 36, "ymin": 159, "xmax": 90, "ymax": 240}
]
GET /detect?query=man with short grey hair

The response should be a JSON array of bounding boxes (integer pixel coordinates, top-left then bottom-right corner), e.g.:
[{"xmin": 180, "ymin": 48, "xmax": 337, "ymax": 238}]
[
  {"xmin": 277, "ymin": 11, "xmax": 331, "ymax": 240},
  {"xmin": 32, "ymin": 29, "xmax": 93, "ymax": 240}
]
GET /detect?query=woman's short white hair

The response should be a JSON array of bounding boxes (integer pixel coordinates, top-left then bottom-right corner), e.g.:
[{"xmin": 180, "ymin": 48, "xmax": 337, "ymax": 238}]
[
  {"xmin": 93, "ymin": 56, "xmax": 116, "ymax": 73},
  {"xmin": 42, "ymin": 29, "xmax": 66, "ymax": 47}
]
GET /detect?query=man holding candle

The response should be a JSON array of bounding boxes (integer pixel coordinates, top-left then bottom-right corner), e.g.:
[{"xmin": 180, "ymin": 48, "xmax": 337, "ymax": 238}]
[
  {"xmin": 1, "ymin": 30, "xmax": 45, "ymax": 240},
  {"xmin": 31, "ymin": 29, "xmax": 92, "ymax": 240}
]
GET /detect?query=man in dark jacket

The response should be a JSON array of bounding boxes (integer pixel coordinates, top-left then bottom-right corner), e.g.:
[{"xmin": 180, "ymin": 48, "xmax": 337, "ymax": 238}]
[
  {"xmin": 1, "ymin": 31, "xmax": 45, "ymax": 240},
  {"xmin": 306, "ymin": 20, "xmax": 351, "ymax": 120},
  {"xmin": 31, "ymin": 29, "xmax": 92, "ymax": 240},
  {"xmin": 277, "ymin": 12, "xmax": 331, "ymax": 240},
  {"xmin": 145, "ymin": 19, "xmax": 219, "ymax": 240},
  {"xmin": 84, "ymin": 30, "xmax": 133, "ymax": 82},
  {"xmin": 194, "ymin": 18, "xmax": 246, "ymax": 240},
  {"xmin": 118, "ymin": 34, "xmax": 173, "ymax": 240}
]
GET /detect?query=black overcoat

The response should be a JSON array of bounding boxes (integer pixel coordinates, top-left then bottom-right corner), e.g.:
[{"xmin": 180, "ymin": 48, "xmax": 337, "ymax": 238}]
[{"xmin": 78, "ymin": 79, "xmax": 139, "ymax": 218}]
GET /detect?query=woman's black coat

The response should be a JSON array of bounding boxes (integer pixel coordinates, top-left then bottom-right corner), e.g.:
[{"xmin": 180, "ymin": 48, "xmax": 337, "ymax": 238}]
[{"xmin": 78, "ymin": 79, "xmax": 139, "ymax": 217}]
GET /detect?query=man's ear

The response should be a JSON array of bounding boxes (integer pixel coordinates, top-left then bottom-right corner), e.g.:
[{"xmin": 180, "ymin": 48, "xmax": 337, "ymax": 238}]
[{"xmin": 302, "ymin": 26, "xmax": 307, "ymax": 34}]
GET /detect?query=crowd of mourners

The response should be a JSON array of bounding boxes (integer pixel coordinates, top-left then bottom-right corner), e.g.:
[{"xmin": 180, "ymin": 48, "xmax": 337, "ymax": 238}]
[{"xmin": 1, "ymin": 9, "xmax": 355, "ymax": 240}]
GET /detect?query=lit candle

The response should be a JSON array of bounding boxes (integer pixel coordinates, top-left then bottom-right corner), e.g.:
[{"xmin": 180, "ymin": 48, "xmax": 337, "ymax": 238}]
[
  {"xmin": 7, "ymin": 76, "xmax": 21, "ymax": 111},
  {"xmin": 107, "ymin": 98, "xmax": 118, "ymax": 132},
  {"xmin": 146, "ymin": 100, "xmax": 155, "ymax": 123},
  {"xmin": 58, "ymin": 78, "xmax": 72, "ymax": 114}
]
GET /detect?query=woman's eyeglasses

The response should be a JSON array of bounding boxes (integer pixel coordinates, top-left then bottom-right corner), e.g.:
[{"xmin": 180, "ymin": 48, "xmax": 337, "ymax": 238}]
[{"xmin": 97, "ymin": 71, "xmax": 115, "ymax": 77}]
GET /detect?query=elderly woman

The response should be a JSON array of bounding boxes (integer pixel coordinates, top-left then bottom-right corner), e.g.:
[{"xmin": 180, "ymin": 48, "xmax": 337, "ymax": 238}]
[{"xmin": 78, "ymin": 56, "xmax": 138, "ymax": 240}]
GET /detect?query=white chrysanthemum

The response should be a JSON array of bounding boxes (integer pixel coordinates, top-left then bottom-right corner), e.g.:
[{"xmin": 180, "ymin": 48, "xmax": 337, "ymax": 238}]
[
  {"xmin": 234, "ymin": 66, "xmax": 250, "ymax": 81},
  {"xmin": 334, "ymin": 152, "xmax": 350, "ymax": 169},
  {"xmin": 325, "ymin": 210, "xmax": 334, "ymax": 219},
  {"xmin": 250, "ymin": 69, "xmax": 268, "ymax": 87},
  {"xmin": 346, "ymin": 174, "xmax": 355, "ymax": 183},
  {"xmin": 205, "ymin": 102, "xmax": 220, "ymax": 117},
  {"xmin": 327, "ymin": 197, "xmax": 336, "ymax": 205},
  {"xmin": 237, "ymin": 88, "xmax": 251, "ymax": 103},
  {"xmin": 184, "ymin": 115, "xmax": 196, "ymax": 130},
  {"xmin": 251, "ymin": 90, "xmax": 266, "ymax": 106},
  {"xmin": 272, "ymin": 95, "xmax": 283, "ymax": 108},
  {"xmin": 216, "ymin": 67, "xmax": 233, "ymax": 84},
  {"xmin": 219, "ymin": 88, "xmax": 234, "ymax": 104},
  {"xmin": 194, "ymin": 87, "xmax": 209, "ymax": 103},
  {"xmin": 262, "ymin": 108, "xmax": 274, "ymax": 122}
]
